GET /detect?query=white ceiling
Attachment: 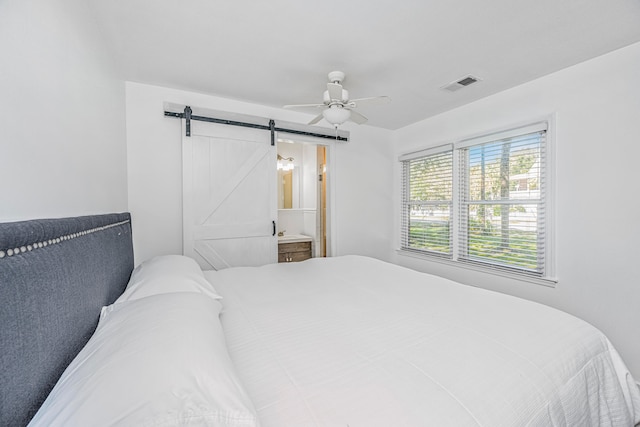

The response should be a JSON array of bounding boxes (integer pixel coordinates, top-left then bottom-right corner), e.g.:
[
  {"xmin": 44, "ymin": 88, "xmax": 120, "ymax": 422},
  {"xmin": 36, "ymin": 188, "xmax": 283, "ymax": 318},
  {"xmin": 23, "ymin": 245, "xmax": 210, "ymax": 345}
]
[{"xmin": 88, "ymin": 0, "xmax": 640, "ymax": 130}]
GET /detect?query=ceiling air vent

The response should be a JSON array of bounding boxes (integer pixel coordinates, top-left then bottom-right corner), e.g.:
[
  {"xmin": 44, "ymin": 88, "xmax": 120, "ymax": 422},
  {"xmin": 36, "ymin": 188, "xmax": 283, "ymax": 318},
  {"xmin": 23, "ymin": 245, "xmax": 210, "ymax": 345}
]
[{"xmin": 441, "ymin": 75, "xmax": 481, "ymax": 92}]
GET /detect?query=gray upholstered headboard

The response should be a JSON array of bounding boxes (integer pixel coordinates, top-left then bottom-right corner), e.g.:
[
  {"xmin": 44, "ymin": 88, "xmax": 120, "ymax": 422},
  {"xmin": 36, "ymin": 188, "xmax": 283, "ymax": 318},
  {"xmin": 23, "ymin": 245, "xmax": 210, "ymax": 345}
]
[{"xmin": 0, "ymin": 213, "xmax": 134, "ymax": 426}]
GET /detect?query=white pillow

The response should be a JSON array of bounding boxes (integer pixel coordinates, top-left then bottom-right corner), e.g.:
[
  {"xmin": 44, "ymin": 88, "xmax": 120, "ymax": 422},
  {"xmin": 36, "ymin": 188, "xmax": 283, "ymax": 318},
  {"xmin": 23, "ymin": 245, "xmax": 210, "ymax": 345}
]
[
  {"xmin": 29, "ymin": 293, "xmax": 259, "ymax": 427},
  {"xmin": 118, "ymin": 254, "xmax": 221, "ymax": 302}
]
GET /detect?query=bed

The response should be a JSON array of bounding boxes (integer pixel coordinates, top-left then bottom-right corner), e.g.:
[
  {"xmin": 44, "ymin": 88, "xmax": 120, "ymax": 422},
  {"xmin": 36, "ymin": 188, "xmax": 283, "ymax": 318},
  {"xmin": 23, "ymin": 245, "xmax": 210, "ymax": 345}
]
[
  {"xmin": 204, "ymin": 256, "xmax": 640, "ymax": 426},
  {"xmin": 1, "ymin": 213, "xmax": 639, "ymax": 426}
]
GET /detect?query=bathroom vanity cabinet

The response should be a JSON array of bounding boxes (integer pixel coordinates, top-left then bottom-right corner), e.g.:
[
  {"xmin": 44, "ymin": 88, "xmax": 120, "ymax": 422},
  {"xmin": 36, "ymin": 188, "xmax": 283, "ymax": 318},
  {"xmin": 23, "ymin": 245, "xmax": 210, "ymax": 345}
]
[{"xmin": 278, "ymin": 241, "xmax": 312, "ymax": 263}]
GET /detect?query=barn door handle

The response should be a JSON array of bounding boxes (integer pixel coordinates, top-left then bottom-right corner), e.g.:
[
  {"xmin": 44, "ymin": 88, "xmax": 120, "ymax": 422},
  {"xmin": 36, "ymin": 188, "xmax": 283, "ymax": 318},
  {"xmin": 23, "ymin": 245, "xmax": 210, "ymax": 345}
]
[{"xmin": 272, "ymin": 221, "xmax": 276, "ymax": 236}]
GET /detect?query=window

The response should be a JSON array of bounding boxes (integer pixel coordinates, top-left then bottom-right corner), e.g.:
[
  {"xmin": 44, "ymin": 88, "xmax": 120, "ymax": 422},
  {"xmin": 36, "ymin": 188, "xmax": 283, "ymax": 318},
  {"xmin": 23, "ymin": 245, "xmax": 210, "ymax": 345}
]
[
  {"xmin": 401, "ymin": 147, "xmax": 453, "ymax": 258},
  {"xmin": 400, "ymin": 122, "xmax": 552, "ymax": 280}
]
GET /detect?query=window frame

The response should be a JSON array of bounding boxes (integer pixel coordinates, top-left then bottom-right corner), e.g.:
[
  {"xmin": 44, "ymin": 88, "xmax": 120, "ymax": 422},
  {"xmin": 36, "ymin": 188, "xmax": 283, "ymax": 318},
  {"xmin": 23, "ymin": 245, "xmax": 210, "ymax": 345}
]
[{"xmin": 398, "ymin": 119, "xmax": 556, "ymax": 286}]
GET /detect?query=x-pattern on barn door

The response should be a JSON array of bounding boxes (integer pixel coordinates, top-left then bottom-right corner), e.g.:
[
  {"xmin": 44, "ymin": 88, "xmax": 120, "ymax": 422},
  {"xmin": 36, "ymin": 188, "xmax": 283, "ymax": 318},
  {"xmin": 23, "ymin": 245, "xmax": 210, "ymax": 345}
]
[{"xmin": 183, "ymin": 120, "xmax": 277, "ymax": 270}]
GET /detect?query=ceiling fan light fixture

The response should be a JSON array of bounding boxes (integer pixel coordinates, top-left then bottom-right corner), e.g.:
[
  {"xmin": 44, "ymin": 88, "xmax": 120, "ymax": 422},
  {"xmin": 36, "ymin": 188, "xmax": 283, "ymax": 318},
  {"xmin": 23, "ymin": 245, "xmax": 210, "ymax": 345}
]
[
  {"xmin": 322, "ymin": 107, "xmax": 351, "ymax": 127},
  {"xmin": 284, "ymin": 71, "xmax": 389, "ymax": 128}
]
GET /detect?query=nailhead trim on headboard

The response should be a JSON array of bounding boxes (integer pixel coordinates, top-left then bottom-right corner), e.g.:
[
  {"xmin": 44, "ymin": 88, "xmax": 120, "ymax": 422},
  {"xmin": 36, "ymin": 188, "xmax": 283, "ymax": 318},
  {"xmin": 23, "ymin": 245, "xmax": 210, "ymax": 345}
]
[{"xmin": 0, "ymin": 219, "xmax": 130, "ymax": 259}]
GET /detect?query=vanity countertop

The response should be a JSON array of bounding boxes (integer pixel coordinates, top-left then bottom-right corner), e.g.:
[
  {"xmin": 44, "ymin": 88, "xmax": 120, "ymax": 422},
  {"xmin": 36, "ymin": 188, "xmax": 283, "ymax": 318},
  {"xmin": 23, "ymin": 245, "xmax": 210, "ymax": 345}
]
[{"xmin": 278, "ymin": 234, "xmax": 312, "ymax": 243}]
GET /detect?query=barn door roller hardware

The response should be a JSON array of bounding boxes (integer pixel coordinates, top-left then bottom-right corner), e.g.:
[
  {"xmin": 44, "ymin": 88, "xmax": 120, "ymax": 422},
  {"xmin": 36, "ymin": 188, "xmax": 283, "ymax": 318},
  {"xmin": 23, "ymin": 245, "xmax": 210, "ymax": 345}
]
[{"xmin": 164, "ymin": 106, "xmax": 348, "ymax": 142}]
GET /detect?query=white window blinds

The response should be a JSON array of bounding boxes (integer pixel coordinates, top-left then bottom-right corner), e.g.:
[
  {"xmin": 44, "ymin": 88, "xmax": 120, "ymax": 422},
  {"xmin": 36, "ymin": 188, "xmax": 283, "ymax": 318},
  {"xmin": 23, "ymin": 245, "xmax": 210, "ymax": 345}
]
[
  {"xmin": 400, "ymin": 121, "xmax": 550, "ymax": 279},
  {"xmin": 458, "ymin": 127, "xmax": 546, "ymax": 276},
  {"xmin": 401, "ymin": 146, "xmax": 453, "ymax": 258}
]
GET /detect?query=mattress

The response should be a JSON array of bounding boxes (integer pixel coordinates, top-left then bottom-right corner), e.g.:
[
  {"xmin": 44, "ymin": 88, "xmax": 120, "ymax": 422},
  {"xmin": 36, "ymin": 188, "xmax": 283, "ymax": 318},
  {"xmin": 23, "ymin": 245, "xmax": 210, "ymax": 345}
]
[{"xmin": 204, "ymin": 255, "xmax": 640, "ymax": 427}]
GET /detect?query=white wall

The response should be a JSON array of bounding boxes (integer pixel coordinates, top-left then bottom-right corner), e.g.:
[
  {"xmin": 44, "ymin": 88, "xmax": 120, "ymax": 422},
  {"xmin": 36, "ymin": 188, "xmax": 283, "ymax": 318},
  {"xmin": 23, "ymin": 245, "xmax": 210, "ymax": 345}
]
[
  {"xmin": 301, "ymin": 143, "xmax": 318, "ymax": 210},
  {"xmin": 0, "ymin": 0, "xmax": 127, "ymax": 220},
  {"xmin": 126, "ymin": 82, "xmax": 395, "ymax": 265},
  {"xmin": 392, "ymin": 42, "xmax": 640, "ymax": 379}
]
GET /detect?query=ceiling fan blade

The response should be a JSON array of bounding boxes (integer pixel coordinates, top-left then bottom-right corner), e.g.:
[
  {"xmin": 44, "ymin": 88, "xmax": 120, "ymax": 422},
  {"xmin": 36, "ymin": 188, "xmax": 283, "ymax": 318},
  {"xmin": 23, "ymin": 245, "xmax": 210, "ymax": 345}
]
[
  {"xmin": 283, "ymin": 103, "xmax": 325, "ymax": 109},
  {"xmin": 348, "ymin": 110, "xmax": 368, "ymax": 125},
  {"xmin": 308, "ymin": 113, "xmax": 324, "ymax": 125},
  {"xmin": 327, "ymin": 82, "xmax": 343, "ymax": 101},
  {"xmin": 349, "ymin": 96, "xmax": 391, "ymax": 108}
]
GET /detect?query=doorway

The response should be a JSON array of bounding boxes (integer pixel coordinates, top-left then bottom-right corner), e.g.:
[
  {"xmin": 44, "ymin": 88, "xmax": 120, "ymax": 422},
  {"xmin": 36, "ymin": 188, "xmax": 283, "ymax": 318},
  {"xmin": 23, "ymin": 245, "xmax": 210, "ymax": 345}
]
[
  {"xmin": 276, "ymin": 139, "xmax": 329, "ymax": 258},
  {"xmin": 317, "ymin": 145, "xmax": 327, "ymax": 257}
]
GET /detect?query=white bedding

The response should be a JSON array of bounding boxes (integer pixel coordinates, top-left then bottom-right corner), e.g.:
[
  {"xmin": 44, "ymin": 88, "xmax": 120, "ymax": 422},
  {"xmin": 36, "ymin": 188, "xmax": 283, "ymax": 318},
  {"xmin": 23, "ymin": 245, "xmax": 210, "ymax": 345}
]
[{"xmin": 204, "ymin": 255, "xmax": 640, "ymax": 427}]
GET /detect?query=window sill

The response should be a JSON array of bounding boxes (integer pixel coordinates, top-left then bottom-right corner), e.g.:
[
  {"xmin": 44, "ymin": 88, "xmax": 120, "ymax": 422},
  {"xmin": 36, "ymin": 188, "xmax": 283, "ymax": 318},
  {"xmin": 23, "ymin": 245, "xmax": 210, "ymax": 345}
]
[{"xmin": 396, "ymin": 249, "xmax": 558, "ymax": 288}]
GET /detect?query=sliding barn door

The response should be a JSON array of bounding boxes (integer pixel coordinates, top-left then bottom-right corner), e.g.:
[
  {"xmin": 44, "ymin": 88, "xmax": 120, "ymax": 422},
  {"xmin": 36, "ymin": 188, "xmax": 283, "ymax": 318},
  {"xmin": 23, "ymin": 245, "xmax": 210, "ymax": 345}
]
[{"xmin": 183, "ymin": 120, "xmax": 277, "ymax": 270}]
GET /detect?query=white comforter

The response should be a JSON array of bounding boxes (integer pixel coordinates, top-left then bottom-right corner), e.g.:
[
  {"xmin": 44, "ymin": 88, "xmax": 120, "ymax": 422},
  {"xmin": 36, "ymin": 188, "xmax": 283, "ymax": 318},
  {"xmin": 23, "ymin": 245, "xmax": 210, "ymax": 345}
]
[{"xmin": 204, "ymin": 255, "xmax": 640, "ymax": 427}]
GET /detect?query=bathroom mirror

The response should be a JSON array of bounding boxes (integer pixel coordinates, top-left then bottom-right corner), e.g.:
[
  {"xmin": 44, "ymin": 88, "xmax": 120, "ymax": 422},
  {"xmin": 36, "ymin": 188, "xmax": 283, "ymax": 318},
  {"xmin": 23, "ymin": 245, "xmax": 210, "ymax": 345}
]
[
  {"xmin": 278, "ymin": 169, "xmax": 300, "ymax": 209},
  {"xmin": 277, "ymin": 158, "xmax": 300, "ymax": 209}
]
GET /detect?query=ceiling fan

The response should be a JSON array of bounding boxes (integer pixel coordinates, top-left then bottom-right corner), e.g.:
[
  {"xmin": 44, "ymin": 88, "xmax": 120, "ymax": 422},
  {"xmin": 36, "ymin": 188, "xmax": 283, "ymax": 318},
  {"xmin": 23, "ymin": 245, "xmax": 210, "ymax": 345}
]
[{"xmin": 284, "ymin": 71, "xmax": 390, "ymax": 128}]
